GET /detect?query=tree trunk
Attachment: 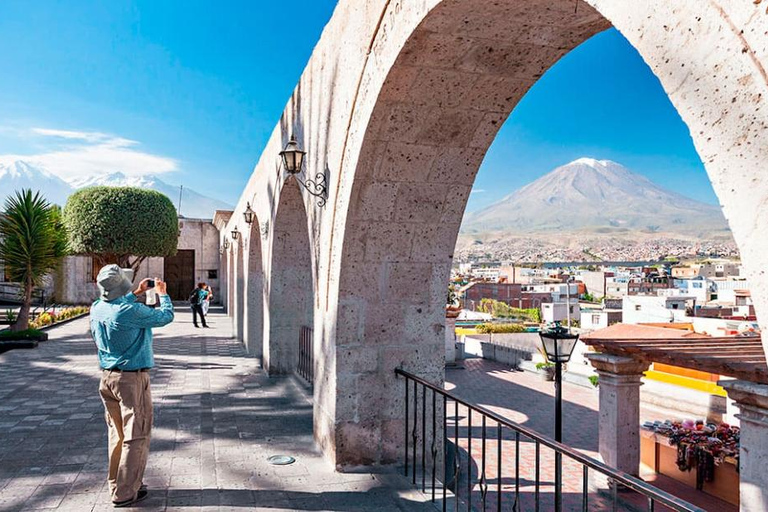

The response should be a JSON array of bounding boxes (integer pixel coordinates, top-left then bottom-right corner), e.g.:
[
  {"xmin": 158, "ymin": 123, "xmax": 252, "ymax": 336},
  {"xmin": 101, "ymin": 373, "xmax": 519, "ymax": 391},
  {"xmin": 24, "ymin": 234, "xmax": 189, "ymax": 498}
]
[
  {"xmin": 129, "ymin": 256, "xmax": 147, "ymax": 275},
  {"xmin": 11, "ymin": 276, "xmax": 33, "ymax": 332}
]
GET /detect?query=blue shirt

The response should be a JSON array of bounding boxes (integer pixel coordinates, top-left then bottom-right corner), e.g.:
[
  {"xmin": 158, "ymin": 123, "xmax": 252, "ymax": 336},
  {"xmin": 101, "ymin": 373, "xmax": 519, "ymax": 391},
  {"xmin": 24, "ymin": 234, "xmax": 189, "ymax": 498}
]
[
  {"xmin": 191, "ymin": 288, "xmax": 209, "ymax": 304},
  {"xmin": 90, "ymin": 292, "xmax": 174, "ymax": 370}
]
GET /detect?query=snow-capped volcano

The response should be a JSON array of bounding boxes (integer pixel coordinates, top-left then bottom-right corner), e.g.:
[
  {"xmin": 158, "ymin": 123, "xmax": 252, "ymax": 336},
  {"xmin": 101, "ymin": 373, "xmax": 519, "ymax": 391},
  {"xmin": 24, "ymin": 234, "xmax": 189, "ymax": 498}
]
[
  {"xmin": 67, "ymin": 172, "xmax": 157, "ymax": 189},
  {"xmin": 0, "ymin": 161, "xmax": 73, "ymax": 206},
  {"xmin": 462, "ymin": 158, "xmax": 730, "ymax": 237},
  {"xmin": 0, "ymin": 161, "xmax": 232, "ymax": 218}
]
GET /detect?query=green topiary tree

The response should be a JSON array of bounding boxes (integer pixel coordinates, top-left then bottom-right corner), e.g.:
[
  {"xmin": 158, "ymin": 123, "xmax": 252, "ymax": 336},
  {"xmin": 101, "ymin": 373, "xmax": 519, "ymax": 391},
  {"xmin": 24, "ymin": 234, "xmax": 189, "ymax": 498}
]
[
  {"xmin": 0, "ymin": 190, "xmax": 69, "ymax": 331},
  {"xmin": 63, "ymin": 186, "xmax": 178, "ymax": 273}
]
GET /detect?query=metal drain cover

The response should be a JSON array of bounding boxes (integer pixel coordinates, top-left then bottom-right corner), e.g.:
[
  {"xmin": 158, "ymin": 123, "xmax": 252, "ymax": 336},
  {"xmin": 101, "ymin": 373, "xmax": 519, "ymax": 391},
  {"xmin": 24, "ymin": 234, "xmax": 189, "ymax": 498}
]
[{"xmin": 267, "ymin": 455, "xmax": 296, "ymax": 465}]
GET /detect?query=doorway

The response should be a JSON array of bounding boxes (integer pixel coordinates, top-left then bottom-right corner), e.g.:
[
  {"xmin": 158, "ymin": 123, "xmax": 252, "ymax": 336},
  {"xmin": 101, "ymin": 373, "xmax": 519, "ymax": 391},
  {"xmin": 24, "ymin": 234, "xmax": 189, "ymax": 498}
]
[{"xmin": 164, "ymin": 249, "xmax": 195, "ymax": 300}]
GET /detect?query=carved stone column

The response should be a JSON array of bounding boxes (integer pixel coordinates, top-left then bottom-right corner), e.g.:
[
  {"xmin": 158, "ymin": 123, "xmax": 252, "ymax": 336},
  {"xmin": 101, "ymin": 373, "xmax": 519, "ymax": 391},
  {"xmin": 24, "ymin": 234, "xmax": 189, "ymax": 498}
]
[
  {"xmin": 718, "ymin": 380, "xmax": 768, "ymax": 512},
  {"xmin": 445, "ymin": 315, "xmax": 457, "ymax": 365},
  {"xmin": 587, "ymin": 353, "xmax": 650, "ymax": 476}
]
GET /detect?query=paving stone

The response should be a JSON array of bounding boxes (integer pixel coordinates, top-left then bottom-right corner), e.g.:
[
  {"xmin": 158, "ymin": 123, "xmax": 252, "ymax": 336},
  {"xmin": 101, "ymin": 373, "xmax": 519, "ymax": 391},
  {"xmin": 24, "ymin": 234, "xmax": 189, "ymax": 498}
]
[{"xmin": 0, "ymin": 312, "xmax": 436, "ymax": 511}]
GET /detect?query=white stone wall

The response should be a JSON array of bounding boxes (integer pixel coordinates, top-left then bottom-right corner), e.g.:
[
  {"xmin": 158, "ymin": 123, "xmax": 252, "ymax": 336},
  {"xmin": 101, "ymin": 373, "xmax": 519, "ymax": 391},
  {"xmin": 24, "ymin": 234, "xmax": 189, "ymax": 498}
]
[
  {"xmin": 55, "ymin": 218, "xmax": 220, "ymax": 304},
  {"xmin": 219, "ymin": 0, "xmax": 768, "ymax": 467}
]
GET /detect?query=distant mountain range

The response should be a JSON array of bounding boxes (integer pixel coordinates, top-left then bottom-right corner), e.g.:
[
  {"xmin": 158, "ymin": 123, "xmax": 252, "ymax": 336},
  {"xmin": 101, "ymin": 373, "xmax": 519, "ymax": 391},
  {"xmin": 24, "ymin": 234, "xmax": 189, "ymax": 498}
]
[
  {"xmin": 0, "ymin": 160, "xmax": 233, "ymax": 219},
  {"xmin": 461, "ymin": 158, "xmax": 730, "ymax": 238}
]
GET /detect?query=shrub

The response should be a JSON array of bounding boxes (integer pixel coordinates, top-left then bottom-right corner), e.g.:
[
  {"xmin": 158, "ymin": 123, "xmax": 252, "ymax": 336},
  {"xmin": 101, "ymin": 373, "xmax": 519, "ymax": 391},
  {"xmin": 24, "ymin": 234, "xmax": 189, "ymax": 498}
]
[
  {"xmin": 588, "ymin": 375, "xmax": 599, "ymax": 388},
  {"xmin": 0, "ymin": 190, "xmax": 68, "ymax": 331},
  {"xmin": 476, "ymin": 323, "xmax": 527, "ymax": 334},
  {"xmin": 535, "ymin": 362, "xmax": 555, "ymax": 371},
  {"xmin": 0, "ymin": 328, "xmax": 44, "ymax": 340},
  {"xmin": 478, "ymin": 299, "xmax": 541, "ymax": 322},
  {"xmin": 64, "ymin": 186, "xmax": 178, "ymax": 273}
]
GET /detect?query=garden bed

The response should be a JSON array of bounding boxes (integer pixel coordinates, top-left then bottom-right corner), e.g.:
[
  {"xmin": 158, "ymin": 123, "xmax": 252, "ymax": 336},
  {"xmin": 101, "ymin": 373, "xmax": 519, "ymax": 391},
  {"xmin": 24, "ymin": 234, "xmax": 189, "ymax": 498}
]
[
  {"xmin": 37, "ymin": 310, "xmax": 90, "ymax": 331},
  {"xmin": 0, "ymin": 328, "xmax": 46, "ymax": 354},
  {"xmin": 0, "ymin": 306, "xmax": 89, "ymax": 354}
]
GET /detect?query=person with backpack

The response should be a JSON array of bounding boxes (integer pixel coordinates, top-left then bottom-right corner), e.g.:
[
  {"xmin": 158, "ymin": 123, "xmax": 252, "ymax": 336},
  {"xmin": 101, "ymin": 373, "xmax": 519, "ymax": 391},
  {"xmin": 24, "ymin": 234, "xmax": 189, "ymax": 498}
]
[{"xmin": 189, "ymin": 282, "xmax": 209, "ymax": 328}]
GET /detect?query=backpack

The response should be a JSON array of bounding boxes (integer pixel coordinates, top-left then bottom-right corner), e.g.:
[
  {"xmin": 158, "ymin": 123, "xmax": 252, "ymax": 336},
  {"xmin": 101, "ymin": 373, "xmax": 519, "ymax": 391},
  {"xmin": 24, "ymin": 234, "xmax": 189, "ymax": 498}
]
[{"xmin": 189, "ymin": 289, "xmax": 200, "ymax": 305}]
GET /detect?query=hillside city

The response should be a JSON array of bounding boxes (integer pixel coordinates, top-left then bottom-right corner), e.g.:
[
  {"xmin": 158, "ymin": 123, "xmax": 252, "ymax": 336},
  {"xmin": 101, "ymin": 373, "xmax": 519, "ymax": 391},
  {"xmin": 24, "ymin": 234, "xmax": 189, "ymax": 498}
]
[{"xmin": 455, "ymin": 234, "xmax": 740, "ymax": 263}]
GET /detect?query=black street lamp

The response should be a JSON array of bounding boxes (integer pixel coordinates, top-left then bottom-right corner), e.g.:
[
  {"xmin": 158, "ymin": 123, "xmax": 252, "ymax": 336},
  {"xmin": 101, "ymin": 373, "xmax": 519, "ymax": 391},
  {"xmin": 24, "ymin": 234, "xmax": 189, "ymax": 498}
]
[
  {"xmin": 231, "ymin": 226, "xmax": 240, "ymax": 241},
  {"xmin": 243, "ymin": 202, "xmax": 255, "ymax": 225},
  {"xmin": 279, "ymin": 134, "xmax": 327, "ymax": 207},
  {"xmin": 539, "ymin": 323, "xmax": 579, "ymax": 512},
  {"xmin": 279, "ymin": 135, "xmax": 306, "ymax": 174}
]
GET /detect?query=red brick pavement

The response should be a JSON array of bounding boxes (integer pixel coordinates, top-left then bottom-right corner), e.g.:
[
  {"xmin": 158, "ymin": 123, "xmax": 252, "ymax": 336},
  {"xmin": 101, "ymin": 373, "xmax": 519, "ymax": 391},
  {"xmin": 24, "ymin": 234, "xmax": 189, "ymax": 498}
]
[
  {"xmin": 445, "ymin": 359, "xmax": 612, "ymax": 511},
  {"xmin": 442, "ymin": 358, "xmax": 731, "ymax": 512}
]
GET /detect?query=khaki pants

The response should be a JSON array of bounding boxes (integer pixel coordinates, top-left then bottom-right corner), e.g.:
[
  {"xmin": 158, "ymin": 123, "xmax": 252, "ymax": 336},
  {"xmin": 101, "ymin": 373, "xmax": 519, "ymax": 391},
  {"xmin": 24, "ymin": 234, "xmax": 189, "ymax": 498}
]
[{"xmin": 99, "ymin": 370, "xmax": 153, "ymax": 503}]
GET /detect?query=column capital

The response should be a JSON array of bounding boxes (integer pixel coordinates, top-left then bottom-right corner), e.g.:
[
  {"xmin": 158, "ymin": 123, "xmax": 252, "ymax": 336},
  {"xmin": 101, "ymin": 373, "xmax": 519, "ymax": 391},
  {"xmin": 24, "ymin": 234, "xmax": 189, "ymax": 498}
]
[
  {"xmin": 586, "ymin": 353, "xmax": 650, "ymax": 376},
  {"xmin": 719, "ymin": 380, "xmax": 768, "ymax": 427}
]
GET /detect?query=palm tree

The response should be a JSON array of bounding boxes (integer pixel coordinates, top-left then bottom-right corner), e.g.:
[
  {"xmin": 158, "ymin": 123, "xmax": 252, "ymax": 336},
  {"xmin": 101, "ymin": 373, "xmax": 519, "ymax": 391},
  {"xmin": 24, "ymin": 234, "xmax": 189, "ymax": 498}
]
[{"xmin": 0, "ymin": 190, "xmax": 68, "ymax": 331}]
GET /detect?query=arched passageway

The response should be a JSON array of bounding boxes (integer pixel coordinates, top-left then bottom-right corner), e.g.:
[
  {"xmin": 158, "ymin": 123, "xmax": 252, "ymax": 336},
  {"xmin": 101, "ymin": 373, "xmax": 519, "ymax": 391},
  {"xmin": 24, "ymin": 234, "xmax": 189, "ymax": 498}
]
[
  {"xmin": 227, "ymin": 248, "xmax": 235, "ymax": 317},
  {"xmin": 233, "ymin": 241, "xmax": 245, "ymax": 340},
  {"xmin": 265, "ymin": 179, "xmax": 313, "ymax": 375},
  {"xmin": 222, "ymin": 0, "xmax": 768, "ymax": 476},
  {"xmin": 325, "ymin": 0, "xmax": 768, "ymax": 466},
  {"xmin": 219, "ymin": 248, "xmax": 229, "ymax": 311},
  {"xmin": 243, "ymin": 219, "xmax": 264, "ymax": 357}
]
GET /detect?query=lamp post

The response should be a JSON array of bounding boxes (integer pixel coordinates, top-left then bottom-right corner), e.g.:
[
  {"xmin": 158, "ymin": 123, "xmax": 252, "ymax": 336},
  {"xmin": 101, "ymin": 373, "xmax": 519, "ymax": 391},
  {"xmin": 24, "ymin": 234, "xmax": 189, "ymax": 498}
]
[{"xmin": 539, "ymin": 324, "xmax": 580, "ymax": 512}]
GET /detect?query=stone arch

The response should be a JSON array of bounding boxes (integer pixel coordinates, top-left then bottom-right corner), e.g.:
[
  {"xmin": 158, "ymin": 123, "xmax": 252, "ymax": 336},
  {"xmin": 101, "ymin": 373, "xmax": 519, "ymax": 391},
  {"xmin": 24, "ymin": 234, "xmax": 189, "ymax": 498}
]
[
  {"xmin": 233, "ymin": 239, "xmax": 245, "ymax": 340},
  {"xmin": 265, "ymin": 178, "xmax": 313, "ymax": 375},
  {"xmin": 243, "ymin": 218, "xmax": 264, "ymax": 357},
  {"xmin": 227, "ymin": 248, "xmax": 235, "ymax": 317},
  {"xmin": 324, "ymin": 0, "xmax": 768, "ymax": 465},
  {"xmin": 219, "ymin": 246, "xmax": 229, "ymax": 312}
]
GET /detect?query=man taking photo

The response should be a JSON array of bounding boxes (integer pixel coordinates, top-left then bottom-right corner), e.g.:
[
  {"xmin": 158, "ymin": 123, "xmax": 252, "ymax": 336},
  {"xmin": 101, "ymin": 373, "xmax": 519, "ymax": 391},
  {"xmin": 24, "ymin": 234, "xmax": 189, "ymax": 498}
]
[{"xmin": 90, "ymin": 265, "xmax": 174, "ymax": 507}]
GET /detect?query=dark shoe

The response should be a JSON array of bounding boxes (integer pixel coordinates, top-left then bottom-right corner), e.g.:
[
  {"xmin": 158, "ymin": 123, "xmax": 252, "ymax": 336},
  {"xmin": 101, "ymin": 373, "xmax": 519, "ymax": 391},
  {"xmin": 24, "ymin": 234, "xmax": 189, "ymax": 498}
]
[
  {"xmin": 203, "ymin": 325, "xmax": 211, "ymax": 328},
  {"xmin": 113, "ymin": 489, "xmax": 148, "ymax": 508},
  {"xmin": 194, "ymin": 325, "xmax": 199, "ymax": 328}
]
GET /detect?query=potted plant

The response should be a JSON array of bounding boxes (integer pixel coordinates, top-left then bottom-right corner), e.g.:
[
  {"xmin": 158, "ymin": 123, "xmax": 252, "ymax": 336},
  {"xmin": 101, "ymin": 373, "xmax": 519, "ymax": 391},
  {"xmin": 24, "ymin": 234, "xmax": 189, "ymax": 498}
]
[
  {"xmin": 536, "ymin": 361, "xmax": 556, "ymax": 381},
  {"xmin": 446, "ymin": 285, "xmax": 461, "ymax": 318}
]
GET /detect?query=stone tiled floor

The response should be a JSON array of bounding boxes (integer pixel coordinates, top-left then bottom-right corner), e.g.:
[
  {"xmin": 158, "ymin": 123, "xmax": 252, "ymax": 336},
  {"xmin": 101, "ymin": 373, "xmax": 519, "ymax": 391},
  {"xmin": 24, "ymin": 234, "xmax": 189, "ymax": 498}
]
[{"xmin": 0, "ymin": 308, "xmax": 434, "ymax": 511}]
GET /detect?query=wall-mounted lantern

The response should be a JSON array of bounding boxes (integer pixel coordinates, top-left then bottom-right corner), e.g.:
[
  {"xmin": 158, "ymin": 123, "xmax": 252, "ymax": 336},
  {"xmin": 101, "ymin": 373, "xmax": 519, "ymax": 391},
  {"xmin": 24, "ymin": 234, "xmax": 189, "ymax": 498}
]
[
  {"xmin": 223, "ymin": 238, "xmax": 230, "ymax": 250},
  {"xmin": 231, "ymin": 226, "xmax": 240, "ymax": 241},
  {"xmin": 243, "ymin": 202, "xmax": 255, "ymax": 224},
  {"xmin": 279, "ymin": 134, "xmax": 327, "ymax": 207}
]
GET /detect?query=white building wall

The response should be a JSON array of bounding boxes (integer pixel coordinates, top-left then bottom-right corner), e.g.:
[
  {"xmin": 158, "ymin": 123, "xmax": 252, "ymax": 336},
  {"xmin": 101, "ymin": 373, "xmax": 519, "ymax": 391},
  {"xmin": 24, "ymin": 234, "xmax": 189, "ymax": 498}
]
[
  {"xmin": 54, "ymin": 218, "xmax": 220, "ymax": 304},
  {"xmin": 542, "ymin": 302, "xmax": 578, "ymax": 323},
  {"xmin": 622, "ymin": 295, "xmax": 690, "ymax": 324}
]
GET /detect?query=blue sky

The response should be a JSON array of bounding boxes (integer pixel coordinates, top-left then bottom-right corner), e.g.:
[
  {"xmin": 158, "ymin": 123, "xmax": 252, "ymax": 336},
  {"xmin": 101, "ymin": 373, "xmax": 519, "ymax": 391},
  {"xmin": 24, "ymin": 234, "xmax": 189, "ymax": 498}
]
[{"xmin": 0, "ymin": 1, "xmax": 715, "ymax": 210}]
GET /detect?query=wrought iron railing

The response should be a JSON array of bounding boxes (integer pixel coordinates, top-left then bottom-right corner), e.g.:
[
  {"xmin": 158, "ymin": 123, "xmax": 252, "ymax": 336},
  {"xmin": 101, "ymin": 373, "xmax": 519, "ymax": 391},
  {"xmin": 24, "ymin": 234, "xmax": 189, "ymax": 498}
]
[
  {"xmin": 396, "ymin": 368, "xmax": 704, "ymax": 512},
  {"xmin": 297, "ymin": 325, "xmax": 313, "ymax": 384}
]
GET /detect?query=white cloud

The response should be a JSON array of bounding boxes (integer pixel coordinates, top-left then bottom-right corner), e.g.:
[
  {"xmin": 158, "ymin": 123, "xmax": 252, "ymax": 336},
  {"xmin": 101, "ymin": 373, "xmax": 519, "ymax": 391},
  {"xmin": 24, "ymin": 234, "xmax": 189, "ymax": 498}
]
[
  {"xmin": 470, "ymin": 189, "xmax": 486, "ymax": 195},
  {"xmin": 0, "ymin": 127, "xmax": 177, "ymax": 181}
]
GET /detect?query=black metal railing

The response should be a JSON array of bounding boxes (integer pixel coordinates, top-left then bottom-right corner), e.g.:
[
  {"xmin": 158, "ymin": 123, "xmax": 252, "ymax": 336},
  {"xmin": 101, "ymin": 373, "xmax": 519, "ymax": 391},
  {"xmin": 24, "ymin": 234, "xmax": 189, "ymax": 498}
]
[
  {"xmin": 297, "ymin": 325, "xmax": 313, "ymax": 384},
  {"xmin": 396, "ymin": 368, "xmax": 704, "ymax": 512}
]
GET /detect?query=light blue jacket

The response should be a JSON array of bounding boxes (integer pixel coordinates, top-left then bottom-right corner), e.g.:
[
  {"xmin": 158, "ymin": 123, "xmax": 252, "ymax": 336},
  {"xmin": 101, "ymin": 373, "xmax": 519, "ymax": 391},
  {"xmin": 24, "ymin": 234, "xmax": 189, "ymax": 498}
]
[{"xmin": 90, "ymin": 292, "xmax": 174, "ymax": 370}]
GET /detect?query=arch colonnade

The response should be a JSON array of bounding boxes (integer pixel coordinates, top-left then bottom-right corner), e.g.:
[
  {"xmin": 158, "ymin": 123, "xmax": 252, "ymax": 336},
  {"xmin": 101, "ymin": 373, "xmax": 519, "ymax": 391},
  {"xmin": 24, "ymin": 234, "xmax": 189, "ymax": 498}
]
[{"xmin": 214, "ymin": 1, "xmax": 768, "ymax": 507}]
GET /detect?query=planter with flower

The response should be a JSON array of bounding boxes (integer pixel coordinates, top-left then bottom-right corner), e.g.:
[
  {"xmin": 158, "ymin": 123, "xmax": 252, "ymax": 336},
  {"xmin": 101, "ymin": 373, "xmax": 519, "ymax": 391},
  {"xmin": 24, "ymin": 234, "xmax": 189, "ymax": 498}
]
[{"xmin": 446, "ymin": 285, "xmax": 461, "ymax": 318}]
